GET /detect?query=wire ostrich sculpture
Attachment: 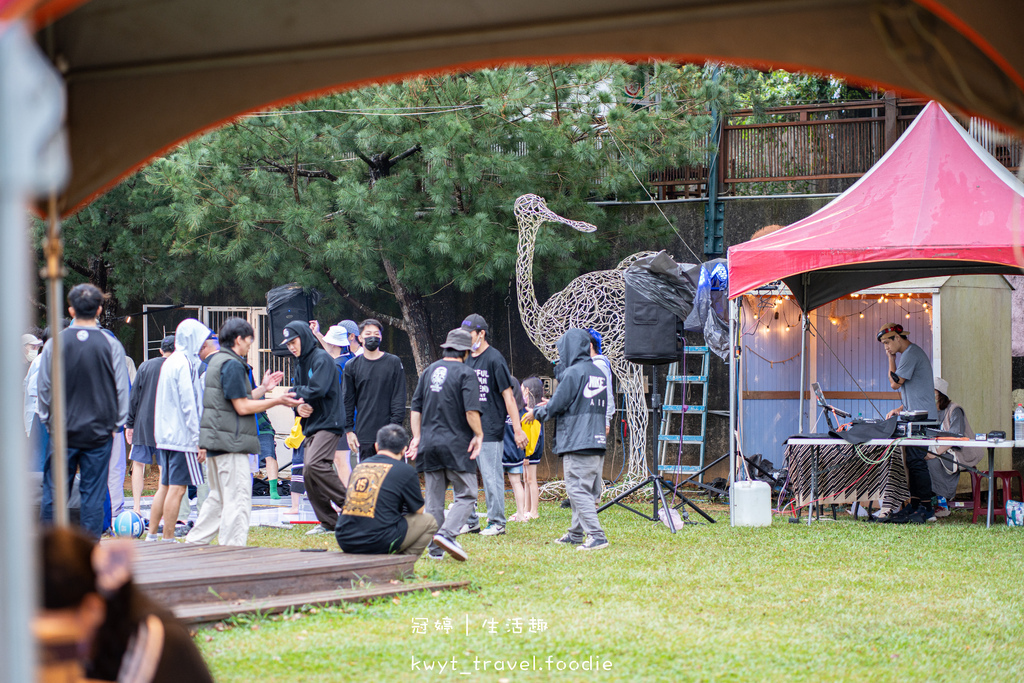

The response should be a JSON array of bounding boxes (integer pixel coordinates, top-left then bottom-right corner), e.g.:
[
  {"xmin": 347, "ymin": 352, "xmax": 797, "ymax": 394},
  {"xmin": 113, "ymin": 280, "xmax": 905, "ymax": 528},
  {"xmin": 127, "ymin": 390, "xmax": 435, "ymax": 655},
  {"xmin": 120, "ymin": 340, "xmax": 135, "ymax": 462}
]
[{"xmin": 514, "ymin": 194, "xmax": 655, "ymax": 492}]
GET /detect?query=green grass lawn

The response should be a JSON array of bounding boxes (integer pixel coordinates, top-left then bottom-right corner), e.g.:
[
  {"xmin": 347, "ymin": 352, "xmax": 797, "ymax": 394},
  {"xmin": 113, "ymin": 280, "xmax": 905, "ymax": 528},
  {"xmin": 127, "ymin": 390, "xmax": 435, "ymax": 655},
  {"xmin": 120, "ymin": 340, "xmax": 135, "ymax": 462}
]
[{"xmin": 199, "ymin": 502, "xmax": 1024, "ymax": 682}]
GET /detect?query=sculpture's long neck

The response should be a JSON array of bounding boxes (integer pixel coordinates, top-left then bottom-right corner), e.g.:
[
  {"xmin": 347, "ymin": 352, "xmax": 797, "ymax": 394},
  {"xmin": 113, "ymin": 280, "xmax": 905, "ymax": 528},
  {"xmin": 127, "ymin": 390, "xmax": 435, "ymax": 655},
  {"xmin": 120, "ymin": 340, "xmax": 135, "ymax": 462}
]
[{"xmin": 515, "ymin": 218, "xmax": 543, "ymax": 342}]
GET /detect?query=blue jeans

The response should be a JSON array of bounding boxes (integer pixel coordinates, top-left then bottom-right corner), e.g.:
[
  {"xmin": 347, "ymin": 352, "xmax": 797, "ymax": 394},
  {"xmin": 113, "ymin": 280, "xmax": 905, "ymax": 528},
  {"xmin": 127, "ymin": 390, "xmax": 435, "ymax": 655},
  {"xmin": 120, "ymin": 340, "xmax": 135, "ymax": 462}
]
[{"xmin": 41, "ymin": 438, "xmax": 113, "ymax": 538}]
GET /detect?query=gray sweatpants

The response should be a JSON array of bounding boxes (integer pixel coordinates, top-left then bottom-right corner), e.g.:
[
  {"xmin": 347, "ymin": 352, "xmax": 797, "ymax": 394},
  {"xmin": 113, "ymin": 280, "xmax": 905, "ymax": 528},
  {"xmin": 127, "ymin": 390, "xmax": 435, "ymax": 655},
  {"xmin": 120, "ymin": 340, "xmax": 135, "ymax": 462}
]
[
  {"xmin": 425, "ymin": 469, "xmax": 478, "ymax": 540},
  {"xmin": 468, "ymin": 440, "xmax": 506, "ymax": 528},
  {"xmin": 564, "ymin": 453, "xmax": 606, "ymax": 541}
]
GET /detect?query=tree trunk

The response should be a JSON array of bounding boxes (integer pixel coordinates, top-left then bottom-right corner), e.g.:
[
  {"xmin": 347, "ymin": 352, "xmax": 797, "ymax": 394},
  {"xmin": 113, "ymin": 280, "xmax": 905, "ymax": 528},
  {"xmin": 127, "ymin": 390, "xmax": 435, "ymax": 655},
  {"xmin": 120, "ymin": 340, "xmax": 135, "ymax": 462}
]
[{"xmin": 381, "ymin": 256, "xmax": 436, "ymax": 375}]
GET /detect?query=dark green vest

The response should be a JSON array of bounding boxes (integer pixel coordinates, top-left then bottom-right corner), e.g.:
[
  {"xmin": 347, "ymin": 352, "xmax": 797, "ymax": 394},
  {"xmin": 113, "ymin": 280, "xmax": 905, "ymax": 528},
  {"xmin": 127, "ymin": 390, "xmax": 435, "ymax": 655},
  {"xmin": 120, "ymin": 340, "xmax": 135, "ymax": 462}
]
[{"xmin": 200, "ymin": 349, "xmax": 261, "ymax": 455}]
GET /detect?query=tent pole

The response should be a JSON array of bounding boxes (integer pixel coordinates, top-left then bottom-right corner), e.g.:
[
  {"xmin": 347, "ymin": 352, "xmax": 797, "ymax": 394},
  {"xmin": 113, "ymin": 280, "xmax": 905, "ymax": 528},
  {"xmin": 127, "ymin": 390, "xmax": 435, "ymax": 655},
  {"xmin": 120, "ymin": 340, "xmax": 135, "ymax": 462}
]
[
  {"xmin": 728, "ymin": 296, "xmax": 737, "ymax": 526},
  {"xmin": 45, "ymin": 196, "xmax": 68, "ymax": 525},
  {"xmin": 0, "ymin": 22, "xmax": 67, "ymax": 683},
  {"xmin": 798, "ymin": 309, "xmax": 808, "ymax": 434}
]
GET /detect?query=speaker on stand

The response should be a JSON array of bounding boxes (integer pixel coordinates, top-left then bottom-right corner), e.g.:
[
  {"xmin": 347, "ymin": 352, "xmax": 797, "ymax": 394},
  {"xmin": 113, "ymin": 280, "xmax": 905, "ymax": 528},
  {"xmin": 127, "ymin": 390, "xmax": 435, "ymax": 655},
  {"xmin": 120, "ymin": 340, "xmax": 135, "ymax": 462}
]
[{"xmin": 598, "ymin": 282, "xmax": 714, "ymax": 530}]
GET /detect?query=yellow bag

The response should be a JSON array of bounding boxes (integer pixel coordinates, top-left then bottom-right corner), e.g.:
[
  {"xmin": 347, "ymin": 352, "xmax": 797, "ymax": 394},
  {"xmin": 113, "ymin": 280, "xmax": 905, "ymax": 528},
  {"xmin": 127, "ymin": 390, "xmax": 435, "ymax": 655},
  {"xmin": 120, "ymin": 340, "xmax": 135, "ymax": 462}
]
[{"xmin": 284, "ymin": 416, "xmax": 305, "ymax": 449}]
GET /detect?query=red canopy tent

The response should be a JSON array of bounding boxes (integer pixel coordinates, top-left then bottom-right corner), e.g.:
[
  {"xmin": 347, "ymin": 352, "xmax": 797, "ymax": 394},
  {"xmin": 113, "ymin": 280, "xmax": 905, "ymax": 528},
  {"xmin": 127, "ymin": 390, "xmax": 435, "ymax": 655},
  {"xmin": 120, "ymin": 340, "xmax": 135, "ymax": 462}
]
[{"xmin": 728, "ymin": 101, "xmax": 1024, "ymax": 310}]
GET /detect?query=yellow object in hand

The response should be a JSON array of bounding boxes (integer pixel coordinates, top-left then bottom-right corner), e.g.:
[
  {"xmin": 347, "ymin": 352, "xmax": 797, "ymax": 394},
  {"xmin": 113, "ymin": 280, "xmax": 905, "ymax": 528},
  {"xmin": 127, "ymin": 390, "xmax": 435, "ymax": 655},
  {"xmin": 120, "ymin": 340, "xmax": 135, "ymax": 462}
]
[{"xmin": 284, "ymin": 416, "xmax": 305, "ymax": 449}]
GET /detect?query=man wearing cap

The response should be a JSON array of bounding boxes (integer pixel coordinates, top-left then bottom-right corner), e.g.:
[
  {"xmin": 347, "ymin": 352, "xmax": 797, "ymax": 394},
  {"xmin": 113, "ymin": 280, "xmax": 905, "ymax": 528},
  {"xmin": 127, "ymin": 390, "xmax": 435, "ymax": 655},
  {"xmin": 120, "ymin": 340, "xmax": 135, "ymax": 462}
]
[
  {"xmin": 878, "ymin": 322, "xmax": 936, "ymax": 524},
  {"xmin": 461, "ymin": 314, "xmax": 527, "ymax": 536},
  {"xmin": 344, "ymin": 319, "xmax": 407, "ymax": 462},
  {"xmin": 282, "ymin": 321, "xmax": 349, "ymax": 535},
  {"xmin": 408, "ymin": 328, "xmax": 483, "ymax": 561},
  {"xmin": 588, "ymin": 328, "xmax": 615, "ymax": 503},
  {"xmin": 23, "ymin": 332, "xmax": 42, "ymax": 363},
  {"xmin": 126, "ymin": 334, "xmax": 180, "ymax": 517}
]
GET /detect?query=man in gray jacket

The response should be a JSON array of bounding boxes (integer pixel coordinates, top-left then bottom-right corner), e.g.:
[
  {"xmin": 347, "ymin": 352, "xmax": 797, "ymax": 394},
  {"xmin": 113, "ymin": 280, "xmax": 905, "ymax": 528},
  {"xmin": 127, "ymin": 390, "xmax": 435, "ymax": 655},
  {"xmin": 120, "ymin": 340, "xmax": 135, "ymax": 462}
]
[{"xmin": 524, "ymin": 328, "xmax": 610, "ymax": 551}]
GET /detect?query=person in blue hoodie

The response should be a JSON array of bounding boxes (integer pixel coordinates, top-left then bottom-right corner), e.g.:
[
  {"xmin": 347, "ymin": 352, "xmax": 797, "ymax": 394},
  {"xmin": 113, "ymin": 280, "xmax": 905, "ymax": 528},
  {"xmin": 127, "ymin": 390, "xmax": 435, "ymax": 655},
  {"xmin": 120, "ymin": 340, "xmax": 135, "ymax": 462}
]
[{"xmin": 524, "ymin": 328, "xmax": 610, "ymax": 551}]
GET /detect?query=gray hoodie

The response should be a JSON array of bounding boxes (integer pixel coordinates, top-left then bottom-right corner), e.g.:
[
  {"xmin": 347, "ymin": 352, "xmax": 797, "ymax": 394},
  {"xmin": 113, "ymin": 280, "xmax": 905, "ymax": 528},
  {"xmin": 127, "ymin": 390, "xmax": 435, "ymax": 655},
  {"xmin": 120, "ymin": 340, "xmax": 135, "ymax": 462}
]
[
  {"xmin": 154, "ymin": 319, "xmax": 211, "ymax": 452},
  {"xmin": 534, "ymin": 328, "xmax": 608, "ymax": 455}
]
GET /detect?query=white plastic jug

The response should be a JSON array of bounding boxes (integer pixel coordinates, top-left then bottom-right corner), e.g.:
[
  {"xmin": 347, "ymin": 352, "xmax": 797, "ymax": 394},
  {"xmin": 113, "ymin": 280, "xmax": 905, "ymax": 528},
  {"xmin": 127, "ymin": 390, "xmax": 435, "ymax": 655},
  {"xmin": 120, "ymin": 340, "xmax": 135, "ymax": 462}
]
[{"xmin": 731, "ymin": 480, "xmax": 772, "ymax": 526}]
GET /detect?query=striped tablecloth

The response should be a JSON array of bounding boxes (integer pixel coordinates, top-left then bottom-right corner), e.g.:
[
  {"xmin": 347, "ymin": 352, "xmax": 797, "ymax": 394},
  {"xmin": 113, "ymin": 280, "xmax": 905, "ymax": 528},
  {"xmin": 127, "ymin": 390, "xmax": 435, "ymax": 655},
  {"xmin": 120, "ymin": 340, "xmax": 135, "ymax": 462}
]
[{"xmin": 784, "ymin": 442, "xmax": 910, "ymax": 509}]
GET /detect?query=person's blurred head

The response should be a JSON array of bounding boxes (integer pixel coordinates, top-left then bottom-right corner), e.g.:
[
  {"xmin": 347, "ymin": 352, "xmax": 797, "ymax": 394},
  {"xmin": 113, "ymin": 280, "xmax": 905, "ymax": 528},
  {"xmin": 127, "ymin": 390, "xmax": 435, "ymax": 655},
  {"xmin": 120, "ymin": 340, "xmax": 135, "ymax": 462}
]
[
  {"xmin": 522, "ymin": 376, "xmax": 545, "ymax": 411},
  {"xmin": 160, "ymin": 335, "xmax": 175, "ymax": 357},
  {"xmin": 219, "ymin": 318, "xmax": 255, "ymax": 355},
  {"xmin": 40, "ymin": 527, "xmax": 135, "ymax": 674},
  {"xmin": 375, "ymin": 424, "xmax": 410, "ymax": 457},
  {"xmin": 67, "ymin": 284, "xmax": 104, "ymax": 321}
]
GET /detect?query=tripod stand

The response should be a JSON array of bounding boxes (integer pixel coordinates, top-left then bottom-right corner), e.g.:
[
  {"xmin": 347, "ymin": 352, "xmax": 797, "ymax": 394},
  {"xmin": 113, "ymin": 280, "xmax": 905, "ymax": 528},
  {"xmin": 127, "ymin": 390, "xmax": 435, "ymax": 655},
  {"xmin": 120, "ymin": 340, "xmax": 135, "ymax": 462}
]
[{"xmin": 597, "ymin": 363, "xmax": 715, "ymax": 532}]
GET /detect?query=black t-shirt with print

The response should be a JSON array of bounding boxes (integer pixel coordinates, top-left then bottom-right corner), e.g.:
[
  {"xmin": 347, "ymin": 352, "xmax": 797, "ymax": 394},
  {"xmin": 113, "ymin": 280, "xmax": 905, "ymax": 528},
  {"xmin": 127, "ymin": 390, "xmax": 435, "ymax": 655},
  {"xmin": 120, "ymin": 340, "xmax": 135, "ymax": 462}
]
[
  {"xmin": 334, "ymin": 454, "xmax": 424, "ymax": 554},
  {"xmin": 410, "ymin": 359, "xmax": 481, "ymax": 472},
  {"xmin": 464, "ymin": 346, "xmax": 513, "ymax": 441}
]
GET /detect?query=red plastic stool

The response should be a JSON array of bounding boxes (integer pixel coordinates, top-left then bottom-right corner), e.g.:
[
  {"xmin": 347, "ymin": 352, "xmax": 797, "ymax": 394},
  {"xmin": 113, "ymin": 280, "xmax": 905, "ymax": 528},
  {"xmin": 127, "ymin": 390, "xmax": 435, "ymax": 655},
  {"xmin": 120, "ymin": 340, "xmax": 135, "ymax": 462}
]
[{"xmin": 970, "ymin": 470, "xmax": 1024, "ymax": 523}]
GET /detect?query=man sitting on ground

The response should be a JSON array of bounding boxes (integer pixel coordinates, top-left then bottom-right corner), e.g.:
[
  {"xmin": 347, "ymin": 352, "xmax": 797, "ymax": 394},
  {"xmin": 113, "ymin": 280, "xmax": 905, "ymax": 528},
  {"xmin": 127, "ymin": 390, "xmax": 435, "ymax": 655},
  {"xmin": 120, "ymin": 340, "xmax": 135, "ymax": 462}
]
[{"xmin": 335, "ymin": 425, "xmax": 438, "ymax": 558}]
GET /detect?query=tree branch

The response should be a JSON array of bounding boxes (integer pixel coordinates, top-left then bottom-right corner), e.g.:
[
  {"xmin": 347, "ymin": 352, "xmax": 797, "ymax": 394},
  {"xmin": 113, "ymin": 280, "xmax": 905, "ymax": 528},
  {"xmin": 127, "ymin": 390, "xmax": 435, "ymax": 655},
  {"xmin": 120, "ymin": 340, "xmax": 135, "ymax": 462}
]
[
  {"xmin": 320, "ymin": 265, "xmax": 406, "ymax": 331},
  {"xmin": 65, "ymin": 259, "xmax": 92, "ymax": 279},
  {"xmin": 258, "ymin": 157, "xmax": 338, "ymax": 182},
  {"xmin": 392, "ymin": 144, "xmax": 422, "ymax": 163}
]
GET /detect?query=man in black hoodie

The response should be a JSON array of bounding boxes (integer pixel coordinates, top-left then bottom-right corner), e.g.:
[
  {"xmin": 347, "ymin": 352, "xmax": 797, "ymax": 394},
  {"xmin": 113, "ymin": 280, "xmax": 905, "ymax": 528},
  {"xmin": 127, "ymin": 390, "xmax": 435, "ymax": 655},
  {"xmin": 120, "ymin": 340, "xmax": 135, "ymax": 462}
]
[
  {"xmin": 282, "ymin": 321, "xmax": 348, "ymax": 535},
  {"xmin": 524, "ymin": 329, "xmax": 610, "ymax": 551}
]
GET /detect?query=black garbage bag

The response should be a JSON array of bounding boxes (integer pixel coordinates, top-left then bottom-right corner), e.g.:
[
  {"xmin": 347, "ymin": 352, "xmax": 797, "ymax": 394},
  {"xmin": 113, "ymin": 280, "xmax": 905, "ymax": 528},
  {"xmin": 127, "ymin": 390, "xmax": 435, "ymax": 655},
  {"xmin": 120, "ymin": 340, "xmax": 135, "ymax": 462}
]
[
  {"xmin": 623, "ymin": 251, "xmax": 699, "ymax": 322},
  {"xmin": 266, "ymin": 283, "xmax": 322, "ymax": 310}
]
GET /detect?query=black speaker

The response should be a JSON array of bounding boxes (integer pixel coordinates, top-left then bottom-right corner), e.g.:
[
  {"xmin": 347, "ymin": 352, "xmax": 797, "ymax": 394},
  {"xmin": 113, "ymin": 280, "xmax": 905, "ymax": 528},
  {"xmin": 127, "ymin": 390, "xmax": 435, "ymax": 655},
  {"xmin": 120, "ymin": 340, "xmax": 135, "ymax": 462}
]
[
  {"xmin": 267, "ymin": 284, "xmax": 314, "ymax": 357},
  {"xmin": 624, "ymin": 281, "xmax": 682, "ymax": 365}
]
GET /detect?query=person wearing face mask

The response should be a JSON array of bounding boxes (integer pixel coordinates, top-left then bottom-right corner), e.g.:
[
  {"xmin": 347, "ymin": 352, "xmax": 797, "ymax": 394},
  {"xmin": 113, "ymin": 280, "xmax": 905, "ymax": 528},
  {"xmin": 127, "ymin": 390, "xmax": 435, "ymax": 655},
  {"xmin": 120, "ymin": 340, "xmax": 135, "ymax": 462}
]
[{"xmin": 343, "ymin": 319, "xmax": 408, "ymax": 462}]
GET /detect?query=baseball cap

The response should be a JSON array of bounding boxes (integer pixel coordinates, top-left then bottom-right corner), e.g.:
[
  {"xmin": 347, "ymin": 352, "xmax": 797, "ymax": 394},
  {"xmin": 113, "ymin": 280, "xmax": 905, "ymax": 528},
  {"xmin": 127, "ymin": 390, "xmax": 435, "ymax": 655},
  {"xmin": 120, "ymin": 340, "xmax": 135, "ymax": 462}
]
[
  {"xmin": 876, "ymin": 322, "xmax": 905, "ymax": 342},
  {"xmin": 440, "ymin": 328, "xmax": 473, "ymax": 351},
  {"xmin": 934, "ymin": 377, "xmax": 949, "ymax": 396},
  {"xmin": 22, "ymin": 333, "xmax": 42, "ymax": 346},
  {"xmin": 160, "ymin": 335, "xmax": 176, "ymax": 353},
  {"xmin": 322, "ymin": 324, "xmax": 349, "ymax": 347},
  {"xmin": 461, "ymin": 313, "xmax": 489, "ymax": 332},
  {"xmin": 338, "ymin": 320, "xmax": 359, "ymax": 337}
]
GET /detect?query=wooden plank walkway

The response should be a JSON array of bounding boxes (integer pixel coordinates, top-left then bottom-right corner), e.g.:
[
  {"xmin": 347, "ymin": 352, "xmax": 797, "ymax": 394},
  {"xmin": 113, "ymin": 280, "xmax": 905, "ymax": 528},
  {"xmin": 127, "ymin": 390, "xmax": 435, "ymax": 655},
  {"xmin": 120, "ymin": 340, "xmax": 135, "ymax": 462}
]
[
  {"xmin": 121, "ymin": 542, "xmax": 467, "ymax": 624},
  {"xmin": 173, "ymin": 581, "xmax": 470, "ymax": 624}
]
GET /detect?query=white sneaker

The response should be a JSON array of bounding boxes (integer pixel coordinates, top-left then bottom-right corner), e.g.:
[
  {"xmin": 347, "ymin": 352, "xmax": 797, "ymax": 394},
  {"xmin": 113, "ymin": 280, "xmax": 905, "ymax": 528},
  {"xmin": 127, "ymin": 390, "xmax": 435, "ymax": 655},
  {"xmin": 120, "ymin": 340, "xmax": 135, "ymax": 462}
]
[
  {"xmin": 480, "ymin": 525, "xmax": 506, "ymax": 536},
  {"xmin": 457, "ymin": 522, "xmax": 481, "ymax": 535},
  {"xmin": 305, "ymin": 524, "xmax": 332, "ymax": 535},
  {"xmin": 432, "ymin": 534, "xmax": 467, "ymax": 562}
]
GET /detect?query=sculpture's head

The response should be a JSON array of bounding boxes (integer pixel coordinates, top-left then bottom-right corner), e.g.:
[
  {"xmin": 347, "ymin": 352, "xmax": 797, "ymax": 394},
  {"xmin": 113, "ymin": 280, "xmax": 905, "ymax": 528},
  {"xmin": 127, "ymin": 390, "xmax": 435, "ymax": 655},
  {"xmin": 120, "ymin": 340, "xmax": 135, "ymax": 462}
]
[{"xmin": 515, "ymin": 194, "xmax": 596, "ymax": 233}]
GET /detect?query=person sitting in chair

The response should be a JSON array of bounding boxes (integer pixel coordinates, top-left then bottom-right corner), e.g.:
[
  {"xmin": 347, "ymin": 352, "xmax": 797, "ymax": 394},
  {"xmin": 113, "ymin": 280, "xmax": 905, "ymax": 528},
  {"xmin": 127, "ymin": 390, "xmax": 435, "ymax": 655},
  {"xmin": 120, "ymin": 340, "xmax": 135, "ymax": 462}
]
[
  {"xmin": 334, "ymin": 425, "xmax": 438, "ymax": 557},
  {"xmin": 925, "ymin": 377, "xmax": 984, "ymax": 517}
]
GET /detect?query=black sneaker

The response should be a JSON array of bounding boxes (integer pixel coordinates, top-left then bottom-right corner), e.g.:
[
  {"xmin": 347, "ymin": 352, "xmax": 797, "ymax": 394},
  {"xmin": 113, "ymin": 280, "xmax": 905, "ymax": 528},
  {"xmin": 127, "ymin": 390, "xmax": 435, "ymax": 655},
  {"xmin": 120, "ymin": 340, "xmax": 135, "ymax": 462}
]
[
  {"xmin": 577, "ymin": 535, "xmax": 609, "ymax": 551},
  {"xmin": 908, "ymin": 506, "xmax": 935, "ymax": 524},
  {"xmin": 425, "ymin": 548, "xmax": 444, "ymax": 561},
  {"xmin": 554, "ymin": 533, "xmax": 583, "ymax": 545},
  {"xmin": 882, "ymin": 505, "xmax": 912, "ymax": 524},
  {"xmin": 560, "ymin": 499, "xmax": 572, "ymax": 509},
  {"xmin": 432, "ymin": 533, "xmax": 467, "ymax": 562}
]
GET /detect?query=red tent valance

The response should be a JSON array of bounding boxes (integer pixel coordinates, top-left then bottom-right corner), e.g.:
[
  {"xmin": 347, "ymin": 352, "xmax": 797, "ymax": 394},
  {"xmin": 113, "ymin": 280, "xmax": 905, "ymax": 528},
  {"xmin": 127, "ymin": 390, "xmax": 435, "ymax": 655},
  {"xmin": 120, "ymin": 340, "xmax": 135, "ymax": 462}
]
[{"xmin": 728, "ymin": 101, "xmax": 1024, "ymax": 311}]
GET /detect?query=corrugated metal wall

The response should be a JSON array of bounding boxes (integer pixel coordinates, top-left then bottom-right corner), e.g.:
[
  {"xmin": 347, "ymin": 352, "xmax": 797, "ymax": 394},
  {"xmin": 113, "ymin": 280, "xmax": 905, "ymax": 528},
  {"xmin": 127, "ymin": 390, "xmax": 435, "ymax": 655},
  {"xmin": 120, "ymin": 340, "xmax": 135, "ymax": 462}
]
[{"xmin": 741, "ymin": 293, "xmax": 934, "ymax": 467}]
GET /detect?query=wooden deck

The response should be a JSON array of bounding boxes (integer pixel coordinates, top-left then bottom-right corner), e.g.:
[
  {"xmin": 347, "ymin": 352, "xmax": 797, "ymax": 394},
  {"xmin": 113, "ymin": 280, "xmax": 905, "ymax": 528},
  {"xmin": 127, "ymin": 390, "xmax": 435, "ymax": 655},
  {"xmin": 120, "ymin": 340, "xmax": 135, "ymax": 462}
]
[{"xmin": 125, "ymin": 542, "xmax": 468, "ymax": 624}]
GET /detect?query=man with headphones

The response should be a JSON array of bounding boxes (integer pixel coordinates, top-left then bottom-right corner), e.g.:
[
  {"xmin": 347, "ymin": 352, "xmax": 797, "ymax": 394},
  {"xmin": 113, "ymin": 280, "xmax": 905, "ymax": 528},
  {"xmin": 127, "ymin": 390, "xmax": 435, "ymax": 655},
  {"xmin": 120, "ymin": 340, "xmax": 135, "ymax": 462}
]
[{"xmin": 878, "ymin": 322, "xmax": 937, "ymax": 524}]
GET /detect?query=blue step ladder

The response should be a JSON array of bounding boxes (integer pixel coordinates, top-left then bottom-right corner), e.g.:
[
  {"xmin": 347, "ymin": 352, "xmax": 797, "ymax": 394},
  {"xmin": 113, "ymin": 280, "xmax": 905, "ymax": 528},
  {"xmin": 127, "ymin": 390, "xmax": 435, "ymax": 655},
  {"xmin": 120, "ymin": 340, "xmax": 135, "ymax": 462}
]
[{"xmin": 657, "ymin": 346, "xmax": 709, "ymax": 482}]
